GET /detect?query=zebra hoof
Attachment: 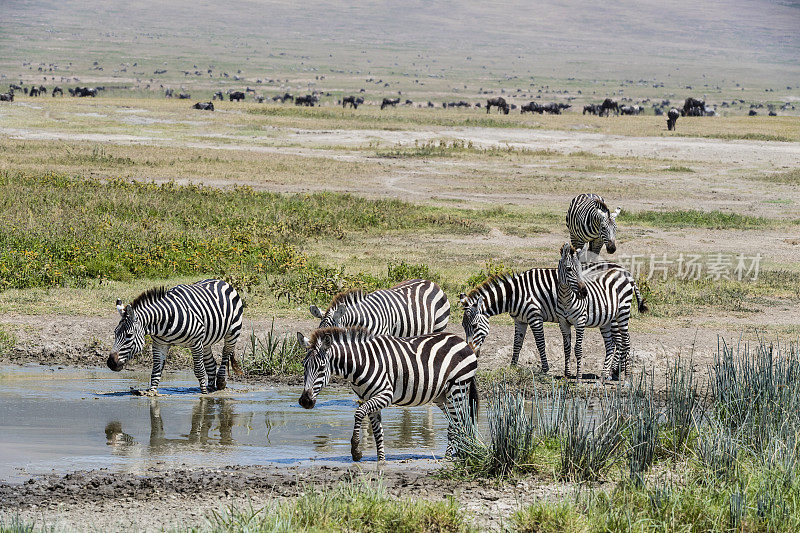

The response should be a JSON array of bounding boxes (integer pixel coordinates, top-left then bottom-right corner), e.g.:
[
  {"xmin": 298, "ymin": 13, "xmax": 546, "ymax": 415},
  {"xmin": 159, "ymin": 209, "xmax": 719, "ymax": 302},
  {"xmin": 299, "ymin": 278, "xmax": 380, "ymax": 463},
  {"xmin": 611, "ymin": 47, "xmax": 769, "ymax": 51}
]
[
  {"xmin": 351, "ymin": 448, "xmax": 362, "ymax": 462},
  {"xmin": 216, "ymin": 377, "xmax": 227, "ymax": 391}
]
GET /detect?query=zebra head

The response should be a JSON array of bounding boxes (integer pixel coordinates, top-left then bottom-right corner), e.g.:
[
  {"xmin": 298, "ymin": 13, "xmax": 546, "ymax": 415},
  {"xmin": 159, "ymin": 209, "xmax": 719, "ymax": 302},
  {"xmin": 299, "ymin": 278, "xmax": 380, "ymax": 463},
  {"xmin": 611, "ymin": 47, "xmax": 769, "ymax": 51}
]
[
  {"xmin": 108, "ymin": 299, "xmax": 146, "ymax": 371},
  {"xmin": 459, "ymin": 292, "xmax": 489, "ymax": 356},
  {"xmin": 600, "ymin": 205, "xmax": 621, "ymax": 254},
  {"xmin": 558, "ymin": 244, "xmax": 588, "ymax": 299},
  {"xmin": 297, "ymin": 332, "xmax": 332, "ymax": 409},
  {"xmin": 309, "ymin": 304, "xmax": 347, "ymax": 329}
]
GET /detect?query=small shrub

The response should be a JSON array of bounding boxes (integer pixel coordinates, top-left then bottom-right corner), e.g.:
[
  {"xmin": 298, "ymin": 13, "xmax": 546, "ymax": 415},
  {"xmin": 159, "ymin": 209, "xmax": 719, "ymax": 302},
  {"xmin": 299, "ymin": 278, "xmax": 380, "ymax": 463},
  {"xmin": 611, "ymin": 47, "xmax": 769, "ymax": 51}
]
[{"xmin": 243, "ymin": 319, "xmax": 304, "ymax": 376}]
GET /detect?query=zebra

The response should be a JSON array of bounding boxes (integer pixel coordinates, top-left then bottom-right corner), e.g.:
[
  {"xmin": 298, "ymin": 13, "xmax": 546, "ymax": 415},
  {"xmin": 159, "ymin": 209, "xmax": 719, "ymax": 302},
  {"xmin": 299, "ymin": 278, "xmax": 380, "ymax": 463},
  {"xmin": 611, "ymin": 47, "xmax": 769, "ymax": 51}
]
[
  {"xmin": 565, "ymin": 194, "xmax": 621, "ymax": 257},
  {"xmin": 107, "ymin": 279, "xmax": 244, "ymax": 394},
  {"xmin": 556, "ymin": 243, "xmax": 647, "ymax": 381},
  {"xmin": 309, "ymin": 279, "xmax": 450, "ymax": 337},
  {"xmin": 459, "ymin": 262, "xmax": 631, "ymax": 371},
  {"xmin": 297, "ymin": 327, "xmax": 478, "ymax": 462}
]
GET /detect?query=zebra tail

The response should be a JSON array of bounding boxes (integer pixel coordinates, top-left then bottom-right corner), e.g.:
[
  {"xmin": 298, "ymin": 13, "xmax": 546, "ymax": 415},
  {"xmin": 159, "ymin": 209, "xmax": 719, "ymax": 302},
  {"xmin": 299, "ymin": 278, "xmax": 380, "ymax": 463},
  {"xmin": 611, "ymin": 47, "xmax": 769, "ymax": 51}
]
[
  {"xmin": 634, "ymin": 280, "xmax": 649, "ymax": 313},
  {"xmin": 468, "ymin": 378, "xmax": 480, "ymax": 425},
  {"xmin": 229, "ymin": 352, "xmax": 244, "ymax": 376}
]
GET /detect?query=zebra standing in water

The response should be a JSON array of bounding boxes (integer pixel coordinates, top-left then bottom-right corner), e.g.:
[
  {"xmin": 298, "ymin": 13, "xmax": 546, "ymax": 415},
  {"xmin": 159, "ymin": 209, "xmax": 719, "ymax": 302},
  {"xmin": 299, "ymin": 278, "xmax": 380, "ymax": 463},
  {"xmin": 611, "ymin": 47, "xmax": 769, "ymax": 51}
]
[
  {"xmin": 297, "ymin": 327, "xmax": 478, "ymax": 462},
  {"xmin": 566, "ymin": 194, "xmax": 621, "ymax": 257},
  {"xmin": 309, "ymin": 279, "xmax": 450, "ymax": 337},
  {"xmin": 107, "ymin": 279, "xmax": 244, "ymax": 394},
  {"xmin": 556, "ymin": 244, "xmax": 647, "ymax": 381},
  {"xmin": 460, "ymin": 262, "xmax": 631, "ymax": 371}
]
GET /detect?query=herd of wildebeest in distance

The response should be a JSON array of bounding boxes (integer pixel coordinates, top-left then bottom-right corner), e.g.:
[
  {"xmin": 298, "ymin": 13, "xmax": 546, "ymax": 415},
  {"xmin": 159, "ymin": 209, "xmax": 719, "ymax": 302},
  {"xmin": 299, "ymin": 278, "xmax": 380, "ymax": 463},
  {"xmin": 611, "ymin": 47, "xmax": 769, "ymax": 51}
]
[{"xmin": 2, "ymin": 65, "xmax": 795, "ymax": 130}]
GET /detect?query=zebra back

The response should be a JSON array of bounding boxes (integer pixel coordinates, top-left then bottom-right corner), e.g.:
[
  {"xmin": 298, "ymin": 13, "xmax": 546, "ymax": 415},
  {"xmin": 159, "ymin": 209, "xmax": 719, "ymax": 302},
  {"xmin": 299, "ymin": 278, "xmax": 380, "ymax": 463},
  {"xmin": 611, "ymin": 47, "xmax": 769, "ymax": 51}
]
[
  {"xmin": 307, "ymin": 327, "xmax": 477, "ymax": 407},
  {"xmin": 312, "ymin": 279, "xmax": 449, "ymax": 337},
  {"xmin": 566, "ymin": 194, "xmax": 620, "ymax": 255}
]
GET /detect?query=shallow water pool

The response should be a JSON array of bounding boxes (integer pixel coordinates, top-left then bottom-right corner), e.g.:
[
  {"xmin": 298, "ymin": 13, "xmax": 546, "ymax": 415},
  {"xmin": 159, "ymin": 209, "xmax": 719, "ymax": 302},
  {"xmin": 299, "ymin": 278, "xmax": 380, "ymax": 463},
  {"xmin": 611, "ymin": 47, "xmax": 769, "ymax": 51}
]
[{"xmin": 0, "ymin": 365, "xmax": 452, "ymax": 483}]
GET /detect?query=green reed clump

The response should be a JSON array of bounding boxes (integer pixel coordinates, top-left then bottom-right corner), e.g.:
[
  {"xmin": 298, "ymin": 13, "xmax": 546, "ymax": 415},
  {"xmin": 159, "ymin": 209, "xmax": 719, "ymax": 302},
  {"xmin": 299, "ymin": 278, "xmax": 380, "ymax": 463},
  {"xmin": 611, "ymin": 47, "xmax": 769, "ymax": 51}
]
[{"xmin": 243, "ymin": 319, "xmax": 304, "ymax": 376}]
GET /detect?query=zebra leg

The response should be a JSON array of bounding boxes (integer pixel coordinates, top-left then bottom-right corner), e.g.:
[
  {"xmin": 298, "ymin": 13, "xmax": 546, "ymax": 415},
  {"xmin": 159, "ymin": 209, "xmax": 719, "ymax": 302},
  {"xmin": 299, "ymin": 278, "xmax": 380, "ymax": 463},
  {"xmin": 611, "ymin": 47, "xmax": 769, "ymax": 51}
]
[
  {"xmin": 203, "ymin": 346, "xmax": 217, "ymax": 392},
  {"xmin": 440, "ymin": 384, "xmax": 471, "ymax": 457},
  {"xmin": 351, "ymin": 391, "xmax": 392, "ymax": 462},
  {"xmin": 511, "ymin": 320, "xmax": 527, "ymax": 366},
  {"xmin": 574, "ymin": 322, "xmax": 585, "ymax": 382},
  {"xmin": 216, "ymin": 337, "xmax": 236, "ymax": 391},
  {"xmin": 610, "ymin": 321, "xmax": 622, "ymax": 379},
  {"xmin": 530, "ymin": 315, "xmax": 549, "ymax": 373},
  {"xmin": 615, "ymin": 321, "xmax": 631, "ymax": 380},
  {"xmin": 600, "ymin": 324, "xmax": 616, "ymax": 381},
  {"xmin": 148, "ymin": 343, "xmax": 168, "ymax": 393},
  {"xmin": 559, "ymin": 319, "xmax": 573, "ymax": 378},
  {"xmin": 368, "ymin": 412, "xmax": 386, "ymax": 462},
  {"xmin": 190, "ymin": 343, "xmax": 210, "ymax": 394}
]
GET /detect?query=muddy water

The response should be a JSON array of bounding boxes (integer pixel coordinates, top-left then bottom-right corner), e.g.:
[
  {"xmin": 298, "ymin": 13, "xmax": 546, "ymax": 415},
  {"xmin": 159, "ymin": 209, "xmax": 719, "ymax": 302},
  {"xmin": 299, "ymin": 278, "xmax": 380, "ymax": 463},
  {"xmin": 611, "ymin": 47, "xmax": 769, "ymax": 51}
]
[{"xmin": 0, "ymin": 365, "xmax": 453, "ymax": 483}]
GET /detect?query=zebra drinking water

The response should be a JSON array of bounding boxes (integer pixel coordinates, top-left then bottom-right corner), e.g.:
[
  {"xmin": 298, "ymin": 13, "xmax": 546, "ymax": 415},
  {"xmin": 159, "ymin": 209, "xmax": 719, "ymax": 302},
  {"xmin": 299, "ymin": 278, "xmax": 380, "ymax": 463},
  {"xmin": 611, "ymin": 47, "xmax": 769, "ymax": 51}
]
[
  {"xmin": 309, "ymin": 279, "xmax": 450, "ymax": 337},
  {"xmin": 297, "ymin": 327, "xmax": 478, "ymax": 462},
  {"xmin": 566, "ymin": 193, "xmax": 621, "ymax": 257},
  {"xmin": 107, "ymin": 279, "xmax": 244, "ymax": 394},
  {"xmin": 460, "ymin": 262, "xmax": 633, "ymax": 371},
  {"xmin": 556, "ymin": 244, "xmax": 647, "ymax": 381}
]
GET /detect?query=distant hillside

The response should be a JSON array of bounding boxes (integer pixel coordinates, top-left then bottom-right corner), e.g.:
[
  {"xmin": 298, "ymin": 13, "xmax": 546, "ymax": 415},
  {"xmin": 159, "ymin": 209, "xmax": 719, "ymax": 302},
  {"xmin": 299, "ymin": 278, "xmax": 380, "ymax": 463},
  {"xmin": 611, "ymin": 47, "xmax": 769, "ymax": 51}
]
[{"xmin": 2, "ymin": 0, "xmax": 798, "ymax": 89}]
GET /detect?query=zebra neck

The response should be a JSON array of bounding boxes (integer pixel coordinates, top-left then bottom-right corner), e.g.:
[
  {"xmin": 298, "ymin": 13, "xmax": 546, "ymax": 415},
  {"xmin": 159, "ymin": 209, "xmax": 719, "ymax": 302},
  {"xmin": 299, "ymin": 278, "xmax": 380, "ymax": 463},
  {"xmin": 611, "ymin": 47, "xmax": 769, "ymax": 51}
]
[
  {"xmin": 132, "ymin": 303, "xmax": 165, "ymax": 336},
  {"xmin": 328, "ymin": 346, "xmax": 358, "ymax": 381},
  {"xmin": 556, "ymin": 282, "xmax": 577, "ymax": 309},
  {"xmin": 341, "ymin": 304, "xmax": 389, "ymax": 332},
  {"xmin": 477, "ymin": 283, "xmax": 512, "ymax": 316}
]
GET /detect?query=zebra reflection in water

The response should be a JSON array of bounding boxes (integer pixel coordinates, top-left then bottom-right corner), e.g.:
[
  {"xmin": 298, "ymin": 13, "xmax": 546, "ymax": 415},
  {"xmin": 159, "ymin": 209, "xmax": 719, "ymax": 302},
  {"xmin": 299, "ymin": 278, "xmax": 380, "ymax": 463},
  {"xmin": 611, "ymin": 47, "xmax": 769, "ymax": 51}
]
[{"xmin": 104, "ymin": 397, "xmax": 235, "ymax": 453}]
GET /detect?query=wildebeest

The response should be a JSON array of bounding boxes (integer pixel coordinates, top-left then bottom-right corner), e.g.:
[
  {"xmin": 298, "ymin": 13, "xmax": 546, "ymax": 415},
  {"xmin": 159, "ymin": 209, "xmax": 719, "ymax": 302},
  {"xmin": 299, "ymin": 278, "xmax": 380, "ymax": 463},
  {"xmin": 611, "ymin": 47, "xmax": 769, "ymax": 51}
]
[
  {"xmin": 212, "ymin": 91, "xmax": 224, "ymax": 101},
  {"xmin": 619, "ymin": 105, "xmax": 643, "ymax": 115},
  {"xmin": 164, "ymin": 88, "xmax": 174, "ymax": 98},
  {"xmin": 272, "ymin": 92, "xmax": 294, "ymax": 103},
  {"xmin": 667, "ymin": 108, "xmax": 680, "ymax": 130},
  {"xmin": 229, "ymin": 91, "xmax": 245, "ymax": 102},
  {"xmin": 0, "ymin": 92, "xmax": 13, "ymax": 102},
  {"xmin": 486, "ymin": 97, "xmax": 509, "ymax": 114},
  {"xmin": 682, "ymin": 97, "xmax": 705, "ymax": 117},
  {"xmin": 29, "ymin": 87, "xmax": 40, "ymax": 97},
  {"xmin": 192, "ymin": 101, "xmax": 214, "ymax": 111},
  {"xmin": 521, "ymin": 102, "xmax": 543, "ymax": 114},
  {"xmin": 38, "ymin": 85, "xmax": 47, "ymax": 95},
  {"xmin": 599, "ymin": 98, "xmax": 619, "ymax": 116},
  {"xmin": 178, "ymin": 92, "xmax": 191, "ymax": 99},
  {"xmin": 748, "ymin": 110, "xmax": 758, "ymax": 116},
  {"xmin": 342, "ymin": 95, "xmax": 364, "ymax": 109},
  {"xmin": 380, "ymin": 97, "xmax": 400, "ymax": 109},
  {"xmin": 69, "ymin": 87, "xmax": 98, "ymax": 97},
  {"xmin": 51, "ymin": 86, "xmax": 63, "ymax": 96},
  {"xmin": 295, "ymin": 94, "xmax": 318, "ymax": 106},
  {"xmin": 583, "ymin": 104, "xmax": 600, "ymax": 115},
  {"xmin": 542, "ymin": 103, "xmax": 565, "ymax": 114}
]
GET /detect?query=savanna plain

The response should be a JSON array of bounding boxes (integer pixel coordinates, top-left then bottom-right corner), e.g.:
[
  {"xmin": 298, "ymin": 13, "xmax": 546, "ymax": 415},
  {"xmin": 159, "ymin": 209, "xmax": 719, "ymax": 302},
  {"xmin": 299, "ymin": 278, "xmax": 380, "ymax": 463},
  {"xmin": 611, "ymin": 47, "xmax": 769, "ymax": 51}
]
[{"xmin": 1, "ymin": 0, "xmax": 800, "ymax": 531}]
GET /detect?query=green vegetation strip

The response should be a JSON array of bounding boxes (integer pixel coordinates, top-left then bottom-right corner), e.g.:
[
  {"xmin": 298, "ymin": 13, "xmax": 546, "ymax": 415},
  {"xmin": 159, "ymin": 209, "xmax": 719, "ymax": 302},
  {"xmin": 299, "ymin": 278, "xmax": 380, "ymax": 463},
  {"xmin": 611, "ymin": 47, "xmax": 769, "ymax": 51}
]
[{"xmin": 0, "ymin": 171, "xmax": 482, "ymax": 297}]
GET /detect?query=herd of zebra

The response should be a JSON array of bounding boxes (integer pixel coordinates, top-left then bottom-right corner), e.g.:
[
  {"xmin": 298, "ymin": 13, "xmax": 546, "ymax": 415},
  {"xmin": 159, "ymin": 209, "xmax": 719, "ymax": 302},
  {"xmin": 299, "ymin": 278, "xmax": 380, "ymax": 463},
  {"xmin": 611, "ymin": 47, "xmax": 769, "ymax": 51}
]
[{"xmin": 105, "ymin": 194, "xmax": 645, "ymax": 461}]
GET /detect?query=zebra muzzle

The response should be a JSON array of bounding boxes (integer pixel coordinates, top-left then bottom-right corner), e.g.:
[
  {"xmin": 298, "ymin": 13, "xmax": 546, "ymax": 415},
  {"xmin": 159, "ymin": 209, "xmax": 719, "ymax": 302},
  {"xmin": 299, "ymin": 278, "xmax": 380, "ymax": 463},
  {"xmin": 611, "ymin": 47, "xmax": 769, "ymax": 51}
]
[
  {"xmin": 299, "ymin": 390, "xmax": 316, "ymax": 409},
  {"xmin": 107, "ymin": 352, "xmax": 124, "ymax": 372}
]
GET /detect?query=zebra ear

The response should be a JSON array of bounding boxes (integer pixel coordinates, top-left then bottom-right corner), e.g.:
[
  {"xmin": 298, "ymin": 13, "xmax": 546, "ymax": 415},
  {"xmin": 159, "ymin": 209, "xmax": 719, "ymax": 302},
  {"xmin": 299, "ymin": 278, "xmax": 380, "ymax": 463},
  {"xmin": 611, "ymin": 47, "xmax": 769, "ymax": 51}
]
[
  {"xmin": 124, "ymin": 304, "xmax": 134, "ymax": 318},
  {"xmin": 475, "ymin": 294, "xmax": 485, "ymax": 313},
  {"xmin": 296, "ymin": 332, "xmax": 310, "ymax": 349},
  {"xmin": 611, "ymin": 207, "xmax": 621, "ymax": 220},
  {"xmin": 458, "ymin": 292, "xmax": 467, "ymax": 305},
  {"xmin": 116, "ymin": 299, "xmax": 125, "ymax": 317},
  {"xmin": 332, "ymin": 305, "xmax": 347, "ymax": 322},
  {"xmin": 309, "ymin": 305, "xmax": 323, "ymax": 319},
  {"xmin": 321, "ymin": 334, "xmax": 333, "ymax": 350}
]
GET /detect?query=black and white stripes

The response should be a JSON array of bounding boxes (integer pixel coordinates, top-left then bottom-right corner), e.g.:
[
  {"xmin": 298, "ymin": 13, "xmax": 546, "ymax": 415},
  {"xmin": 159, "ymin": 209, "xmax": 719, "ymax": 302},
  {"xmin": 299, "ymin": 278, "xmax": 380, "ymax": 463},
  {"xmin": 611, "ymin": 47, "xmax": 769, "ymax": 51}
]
[
  {"xmin": 309, "ymin": 279, "xmax": 450, "ymax": 337},
  {"xmin": 556, "ymin": 244, "xmax": 647, "ymax": 381},
  {"xmin": 297, "ymin": 327, "xmax": 478, "ymax": 461},
  {"xmin": 107, "ymin": 279, "xmax": 243, "ymax": 394},
  {"xmin": 566, "ymin": 193, "xmax": 620, "ymax": 256}
]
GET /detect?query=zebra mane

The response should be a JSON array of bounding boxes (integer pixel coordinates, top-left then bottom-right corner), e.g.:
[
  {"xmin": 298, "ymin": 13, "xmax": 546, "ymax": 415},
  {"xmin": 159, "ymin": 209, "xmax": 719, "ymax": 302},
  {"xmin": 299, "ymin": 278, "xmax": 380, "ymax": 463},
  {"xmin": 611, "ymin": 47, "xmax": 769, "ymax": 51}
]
[
  {"xmin": 326, "ymin": 289, "xmax": 366, "ymax": 312},
  {"xmin": 309, "ymin": 326, "xmax": 374, "ymax": 345},
  {"xmin": 594, "ymin": 198, "xmax": 610, "ymax": 214},
  {"xmin": 129, "ymin": 286, "xmax": 167, "ymax": 310},
  {"xmin": 464, "ymin": 273, "xmax": 514, "ymax": 302}
]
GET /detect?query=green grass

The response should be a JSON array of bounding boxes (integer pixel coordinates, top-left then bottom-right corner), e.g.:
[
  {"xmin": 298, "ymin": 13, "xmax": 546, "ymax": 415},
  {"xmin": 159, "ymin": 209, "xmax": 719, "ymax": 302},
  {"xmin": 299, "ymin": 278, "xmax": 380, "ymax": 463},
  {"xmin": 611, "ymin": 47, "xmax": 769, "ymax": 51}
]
[
  {"xmin": 0, "ymin": 325, "xmax": 15, "ymax": 356},
  {"xmin": 664, "ymin": 165, "xmax": 694, "ymax": 172},
  {"xmin": 620, "ymin": 208, "xmax": 774, "ymax": 229},
  {"xmin": 198, "ymin": 478, "xmax": 474, "ymax": 533},
  {"xmin": 0, "ymin": 171, "xmax": 484, "ymax": 302},
  {"xmin": 0, "ymin": 516, "xmax": 55, "ymax": 533},
  {"xmin": 242, "ymin": 320, "xmax": 304, "ymax": 376},
  {"xmin": 753, "ymin": 168, "xmax": 800, "ymax": 185}
]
